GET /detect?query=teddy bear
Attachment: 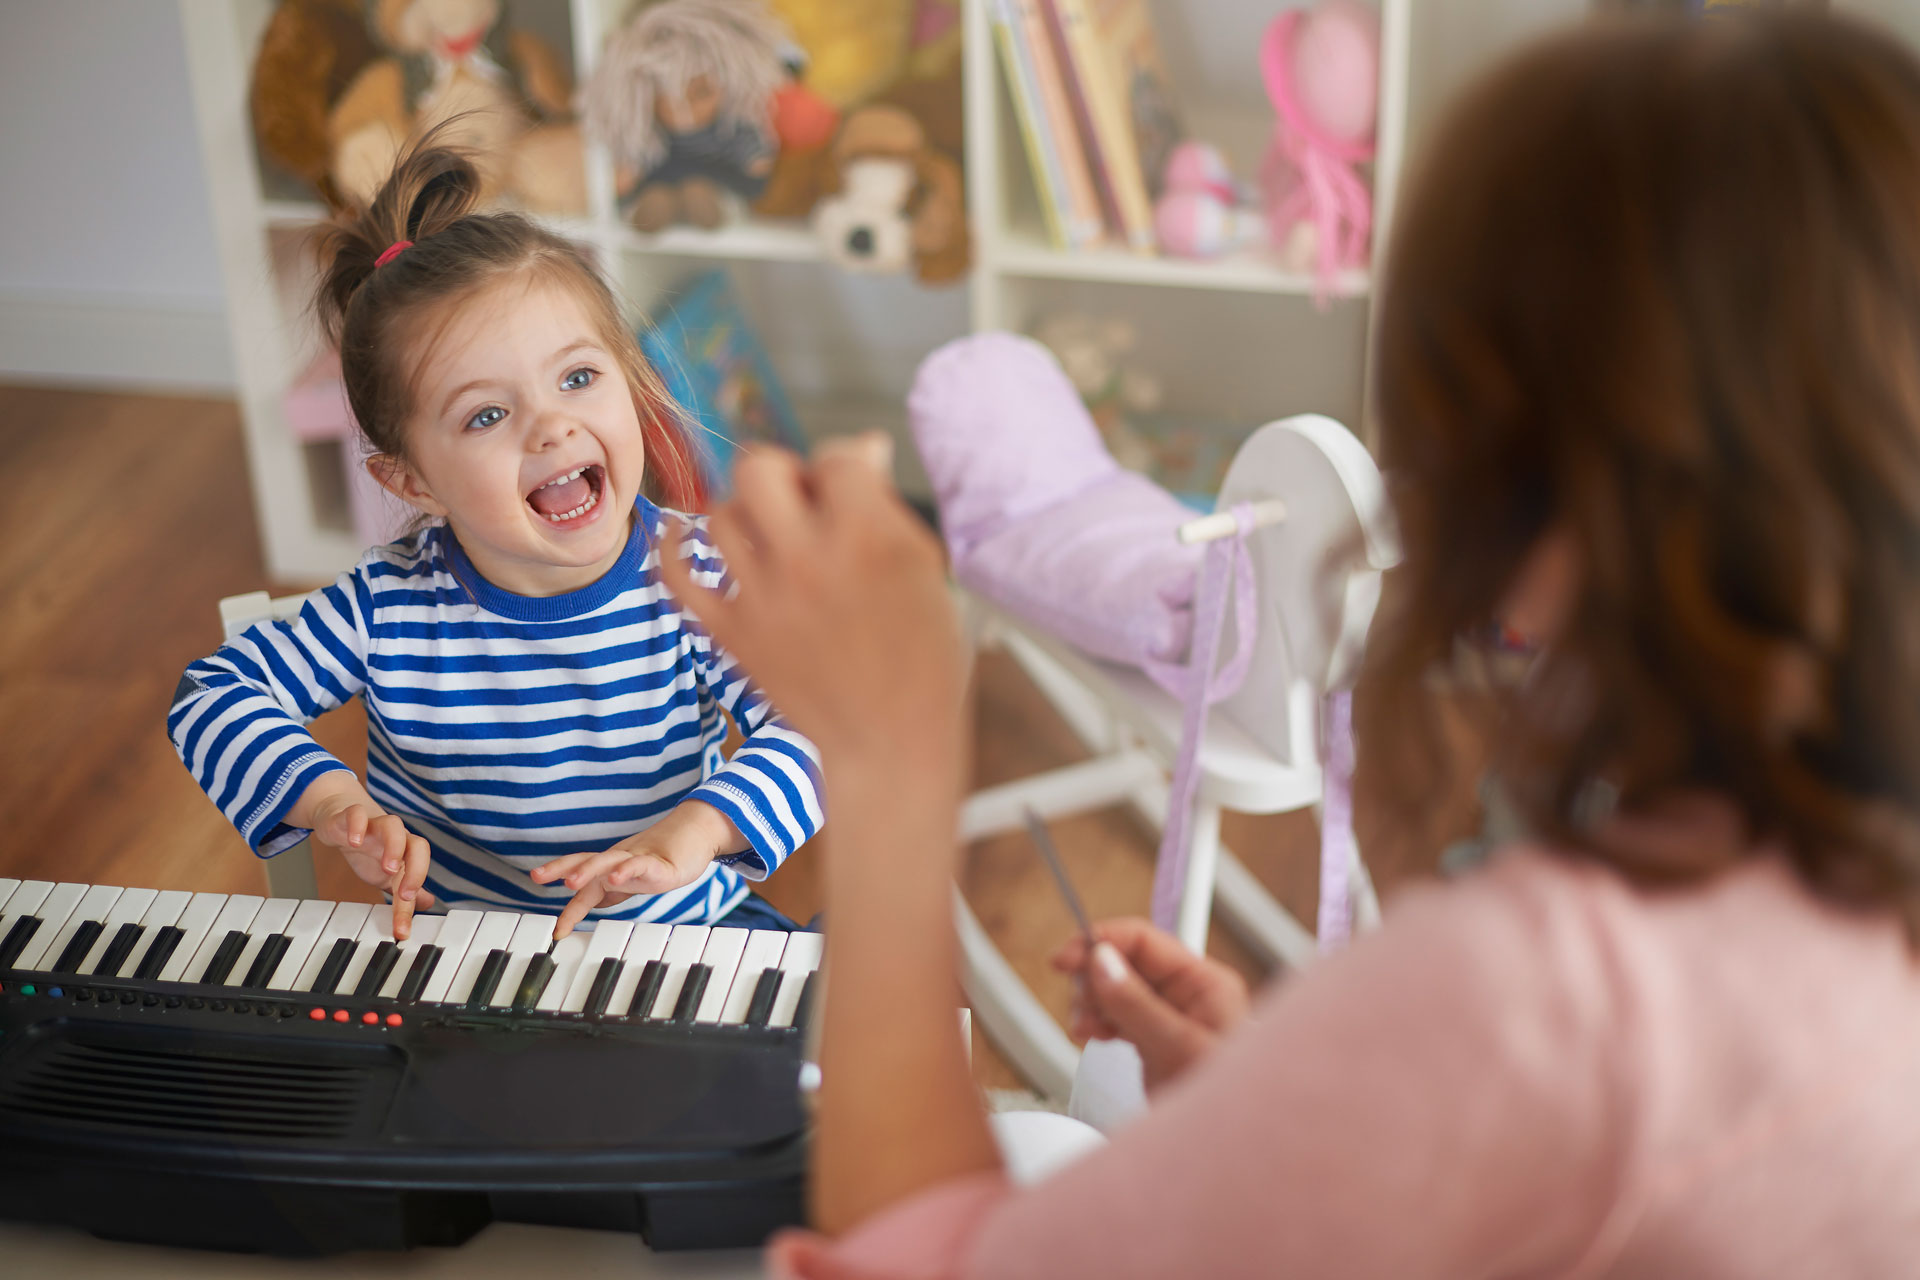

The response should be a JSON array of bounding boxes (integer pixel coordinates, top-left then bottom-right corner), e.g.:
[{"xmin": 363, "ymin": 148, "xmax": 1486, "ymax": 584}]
[
  {"xmin": 581, "ymin": 0, "xmax": 791, "ymax": 233},
  {"xmin": 253, "ymin": 0, "xmax": 586, "ymax": 216}
]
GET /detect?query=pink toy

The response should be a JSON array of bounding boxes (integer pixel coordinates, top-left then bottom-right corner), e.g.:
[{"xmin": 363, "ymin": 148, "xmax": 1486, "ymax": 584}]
[
  {"xmin": 1153, "ymin": 141, "xmax": 1266, "ymax": 259},
  {"xmin": 1260, "ymin": 0, "xmax": 1380, "ymax": 295}
]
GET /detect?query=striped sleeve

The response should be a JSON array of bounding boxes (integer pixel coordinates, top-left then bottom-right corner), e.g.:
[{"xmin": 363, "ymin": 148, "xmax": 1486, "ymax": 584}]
[
  {"xmin": 670, "ymin": 518, "xmax": 825, "ymax": 880},
  {"xmin": 166, "ymin": 566, "xmax": 375, "ymax": 857}
]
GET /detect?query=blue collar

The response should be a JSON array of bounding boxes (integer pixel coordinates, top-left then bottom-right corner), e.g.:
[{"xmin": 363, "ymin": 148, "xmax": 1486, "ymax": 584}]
[{"xmin": 440, "ymin": 498, "xmax": 657, "ymax": 621}]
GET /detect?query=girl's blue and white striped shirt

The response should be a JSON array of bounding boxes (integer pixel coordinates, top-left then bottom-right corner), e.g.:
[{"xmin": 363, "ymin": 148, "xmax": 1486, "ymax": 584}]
[{"xmin": 167, "ymin": 501, "xmax": 823, "ymax": 925}]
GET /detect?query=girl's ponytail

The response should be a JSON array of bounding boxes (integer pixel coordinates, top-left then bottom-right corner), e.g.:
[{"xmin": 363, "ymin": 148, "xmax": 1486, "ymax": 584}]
[{"xmin": 314, "ymin": 130, "xmax": 484, "ymax": 348}]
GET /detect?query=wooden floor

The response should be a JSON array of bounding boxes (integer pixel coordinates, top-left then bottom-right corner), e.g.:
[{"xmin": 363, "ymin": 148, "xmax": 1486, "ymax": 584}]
[{"xmin": 0, "ymin": 383, "xmax": 1468, "ymax": 1093}]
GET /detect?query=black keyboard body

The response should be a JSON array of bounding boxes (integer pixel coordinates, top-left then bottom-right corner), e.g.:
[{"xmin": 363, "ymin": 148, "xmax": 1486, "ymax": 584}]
[{"xmin": 0, "ymin": 968, "xmax": 808, "ymax": 1255}]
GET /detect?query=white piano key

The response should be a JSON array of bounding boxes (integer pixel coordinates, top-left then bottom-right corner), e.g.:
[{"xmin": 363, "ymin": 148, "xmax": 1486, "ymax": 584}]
[
  {"xmin": 375, "ymin": 913, "xmax": 445, "ymax": 998},
  {"xmin": 607, "ymin": 922, "xmax": 673, "ymax": 1016},
  {"xmin": 116, "ymin": 890, "xmax": 196, "ymax": 978},
  {"xmin": 437, "ymin": 911, "xmax": 521, "ymax": 1004},
  {"xmin": 411, "ymin": 909, "xmax": 486, "ymax": 1003},
  {"xmin": 14, "ymin": 883, "xmax": 95, "ymax": 972},
  {"xmin": 76, "ymin": 887, "xmax": 156, "ymax": 975},
  {"xmin": 0, "ymin": 879, "xmax": 20, "ymax": 912},
  {"xmin": 335, "ymin": 912, "xmax": 396, "ymax": 995},
  {"xmin": 289, "ymin": 901, "xmax": 372, "ymax": 992},
  {"xmin": 154, "ymin": 893, "xmax": 231, "ymax": 983},
  {"xmin": 220, "ymin": 897, "xmax": 298, "ymax": 987},
  {"xmin": 559, "ymin": 920, "xmax": 634, "ymax": 1013},
  {"xmin": 264, "ymin": 899, "xmax": 341, "ymax": 990},
  {"xmin": 533, "ymin": 930, "xmax": 592, "ymax": 1012},
  {"xmin": 178, "ymin": 895, "xmax": 264, "ymax": 984},
  {"xmin": 646, "ymin": 925, "xmax": 711, "ymax": 1019},
  {"xmin": 35, "ymin": 884, "xmax": 123, "ymax": 973},
  {"xmin": 693, "ymin": 928, "xmax": 751, "ymax": 1023},
  {"xmin": 489, "ymin": 913, "xmax": 559, "ymax": 1009},
  {"xmin": 769, "ymin": 931, "xmax": 825, "ymax": 1028},
  {"xmin": 719, "ymin": 930, "xmax": 790, "ymax": 1024}
]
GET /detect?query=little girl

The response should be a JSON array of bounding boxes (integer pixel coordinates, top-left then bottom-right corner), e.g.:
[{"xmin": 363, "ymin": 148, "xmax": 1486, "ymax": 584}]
[{"xmin": 169, "ymin": 142, "xmax": 821, "ymax": 941}]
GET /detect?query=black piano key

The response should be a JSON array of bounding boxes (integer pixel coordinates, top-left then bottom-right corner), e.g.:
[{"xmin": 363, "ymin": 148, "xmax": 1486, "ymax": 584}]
[
  {"xmin": 131, "ymin": 925, "xmax": 185, "ymax": 980},
  {"xmin": 793, "ymin": 972, "xmax": 820, "ymax": 1028},
  {"xmin": 743, "ymin": 967, "xmax": 782, "ymax": 1027},
  {"xmin": 626, "ymin": 959, "xmax": 667, "ymax": 1018},
  {"xmin": 353, "ymin": 941, "xmax": 401, "ymax": 997},
  {"xmin": 197, "ymin": 930, "xmax": 250, "ymax": 986},
  {"xmin": 465, "ymin": 948, "xmax": 510, "ymax": 1008},
  {"xmin": 672, "ymin": 964, "xmax": 712, "ymax": 1022},
  {"xmin": 51, "ymin": 920, "xmax": 106, "ymax": 974},
  {"xmin": 310, "ymin": 936, "xmax": 358, "ymax": 995},
  {"xmin": 0, "ymin": 917, "xmax": 43, "ymax": 969},
  {"xmin": 96, "ymin": 922, "xmax": 145, "ymax": 977},
  {"xmin": 582, "ymin": 957, "xmax": 623, "ymax": 1017},
  {"xmin": 241, "ymin": 933, "xmax": 292, "ymax": 989},
  {"xmin": 395, "ymin": 945, "xmax": 443, "ymax": 1003},
  {"xmin": 511, "ymin": 953, "xmax": 557, "ymax": 1011}
]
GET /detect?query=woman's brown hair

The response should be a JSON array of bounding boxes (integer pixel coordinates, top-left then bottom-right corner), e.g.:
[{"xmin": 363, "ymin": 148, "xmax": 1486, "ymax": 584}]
[
  {"xmin": 312, "ymin": 133, "xmax": 706, "ymax": 511},
  {"xmin": 1361, "ymin": 12, "xmax": 1920, "ymax": 935}
]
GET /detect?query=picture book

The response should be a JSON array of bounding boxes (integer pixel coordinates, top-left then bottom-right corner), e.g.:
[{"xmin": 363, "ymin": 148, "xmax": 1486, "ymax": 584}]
[
  {"xmin": 991, "ymin": 0, "xmax": 1075, "ymax": 247},
  {"xmin": 1009, "ymin": 0, "xmax": 1107, "ymax": 247},
  {"xmin": 639, "ymin": 269, "xmax": 805, "ymax": 497},
  {"xmin": 1044, "ymin": 0, "xmax": 1184, "ymax": 253}
]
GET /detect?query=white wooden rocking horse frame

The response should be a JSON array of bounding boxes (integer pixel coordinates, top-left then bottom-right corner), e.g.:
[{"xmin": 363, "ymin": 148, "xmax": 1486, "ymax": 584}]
[{"xmin": 953, "ymin": 413, "xmax": 1401, "ymax": 1103}]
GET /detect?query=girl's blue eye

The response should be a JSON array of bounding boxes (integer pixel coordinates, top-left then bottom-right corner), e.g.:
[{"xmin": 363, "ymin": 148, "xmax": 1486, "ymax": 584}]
[
  {"xmin": 562, "ymin": 368, "xmax": 597, "ymax": 391},
  {"xmin": 466, "ymin": 405, "xmax": 506, "ymax": 431}
]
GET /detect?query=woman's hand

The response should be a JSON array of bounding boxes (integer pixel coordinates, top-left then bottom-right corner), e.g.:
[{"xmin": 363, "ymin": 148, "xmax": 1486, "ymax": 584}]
[
  {"xmin": 298, "ymin": 772, "xmax": 435, "ymax": 940},
  {"xmin": 531, "ymin": 799, "xmax": 743, "ymax": 938},
  {"xmin": 1052, "ymin": 917, "xmax": 1251, "ymax": 1092},
  {"xmin": 655, "ymin": 437, "xmax": 966, "ymax": 782}
]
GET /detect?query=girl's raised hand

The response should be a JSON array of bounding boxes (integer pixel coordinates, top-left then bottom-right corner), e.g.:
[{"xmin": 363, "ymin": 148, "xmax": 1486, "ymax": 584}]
[
  {"xmin": 532, "ymin": 798, "xmax": 741, "ymax": 939},
  {"xmin": 306, "ymin": 788, "xmax": 435, "ymax": 940}
]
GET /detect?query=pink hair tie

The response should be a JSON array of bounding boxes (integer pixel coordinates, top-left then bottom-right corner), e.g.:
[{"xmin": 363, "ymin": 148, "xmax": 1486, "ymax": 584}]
[{"xmin": 374, "ymin": 240, "xmax": 413, "ymax": 269}]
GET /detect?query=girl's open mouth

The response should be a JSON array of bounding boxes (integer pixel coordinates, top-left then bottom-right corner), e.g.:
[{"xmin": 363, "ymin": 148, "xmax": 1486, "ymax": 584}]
[{"xmin": 526, "ymin": 464, "xmax": 605, "ymax": 525}]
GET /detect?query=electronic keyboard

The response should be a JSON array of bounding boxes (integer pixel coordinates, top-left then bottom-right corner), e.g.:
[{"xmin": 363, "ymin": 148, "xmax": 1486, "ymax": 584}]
[{"xmin": 0, "ymin": 878, "xmax": 822, "ymax": 1255}]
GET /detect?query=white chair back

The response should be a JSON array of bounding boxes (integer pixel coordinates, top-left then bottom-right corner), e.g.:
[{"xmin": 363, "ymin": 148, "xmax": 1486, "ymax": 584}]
[{"xmin": 1214, "ymin": 415, "xmax": 1400, "ymax": 769}]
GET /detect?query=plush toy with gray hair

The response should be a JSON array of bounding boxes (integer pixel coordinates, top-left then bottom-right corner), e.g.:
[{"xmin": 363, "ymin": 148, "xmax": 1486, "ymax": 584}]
[{"xmin": 583, "ymin": 0, "xmax": 793, "ymax": 232}]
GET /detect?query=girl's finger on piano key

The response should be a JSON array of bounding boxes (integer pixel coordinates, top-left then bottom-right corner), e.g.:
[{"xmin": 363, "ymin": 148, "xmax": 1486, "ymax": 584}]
[{"xmin": 553, "ymin": 879, "xmax": 608, "ymax": 941}]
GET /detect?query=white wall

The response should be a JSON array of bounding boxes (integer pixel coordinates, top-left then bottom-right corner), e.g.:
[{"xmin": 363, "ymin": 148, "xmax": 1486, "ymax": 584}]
[{"xmin": 0, "ymin": 0, "xmax": 232, "ymax": 390}]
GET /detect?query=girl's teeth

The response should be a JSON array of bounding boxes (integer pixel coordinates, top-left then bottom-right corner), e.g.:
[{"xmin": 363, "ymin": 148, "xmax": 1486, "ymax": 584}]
[{"xmin": 543, "ymin": 489, "xmax": 600, "ymax": 523}]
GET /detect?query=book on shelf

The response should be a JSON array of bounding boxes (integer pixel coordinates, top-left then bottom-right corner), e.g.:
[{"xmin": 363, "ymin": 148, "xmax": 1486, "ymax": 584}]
[
  {"xmin": 991, "ymin": 0, "xmax": 1106, "ymax": 249},
  {"xmin": 639, "ymin": 269, "xmax": 806, "ymax": 497},
  {"xmin": 1043, "ymin": 0, "xmax": 1185, "ymax": 254}
]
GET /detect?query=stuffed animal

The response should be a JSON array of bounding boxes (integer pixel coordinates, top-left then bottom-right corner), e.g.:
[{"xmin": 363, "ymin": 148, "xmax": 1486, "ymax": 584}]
[
  {"xmin": 306, "ymin": 0, "xmax": 585, "ymax": 215},
  {"xmin": 1259, "ymin": 0, "xmax": 1380, "ymax": 295},
  {"xmin": 752, "ymin": 0, "xmax": 918, "ymax": 219},
  {"xmin": 766, "ymin": 0, "xmax": 914, "ymax": 110},
  {"xmin": 250, "ymin": 0, "xmax": 380, "ymax": 210},
  {"xmin": 812, "ymin": 98, "xmax": 967, "ymax": 283},
  {"xmin": 583, "ymin": 0, "xmax": 793, "ymax": 233},
  {"xmin": 1153, "ymin": 142, "xmax": 1268, "ymax": 260}
]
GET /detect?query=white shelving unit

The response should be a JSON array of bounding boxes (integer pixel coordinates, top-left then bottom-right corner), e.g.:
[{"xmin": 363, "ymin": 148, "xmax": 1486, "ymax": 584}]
[{"xmin": 181, "ymin": 0, "xmax": 1409, "ymax": 583}]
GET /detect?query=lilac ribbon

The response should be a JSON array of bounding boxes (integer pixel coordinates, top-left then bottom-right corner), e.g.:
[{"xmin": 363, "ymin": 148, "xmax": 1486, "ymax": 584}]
[
  {"xmin": 1317, "ymin": 689, "xmax": 1355, "ymax": 953},
  {"xmin": 1149, "ymin": 503, "xmax": 1259, "ymax": 933}
]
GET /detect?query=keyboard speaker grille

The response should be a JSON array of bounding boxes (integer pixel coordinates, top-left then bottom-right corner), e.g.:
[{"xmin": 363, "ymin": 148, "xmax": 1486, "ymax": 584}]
[{"xmin": 0, "ymin": 1028, "xmax": 397, "ymax": 1142}]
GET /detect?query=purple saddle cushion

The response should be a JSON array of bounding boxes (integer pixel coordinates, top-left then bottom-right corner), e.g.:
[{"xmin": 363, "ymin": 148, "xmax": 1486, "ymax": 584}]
[{"xmin": 909, "ymin": 333, "xmax": 1203, "ymax": 669}]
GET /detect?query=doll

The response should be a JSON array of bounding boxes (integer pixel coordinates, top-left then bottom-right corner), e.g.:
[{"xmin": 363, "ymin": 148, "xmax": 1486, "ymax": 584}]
[{"xmin": 583, "ymin": 0, "xmax": 791, "ymax": 232}]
